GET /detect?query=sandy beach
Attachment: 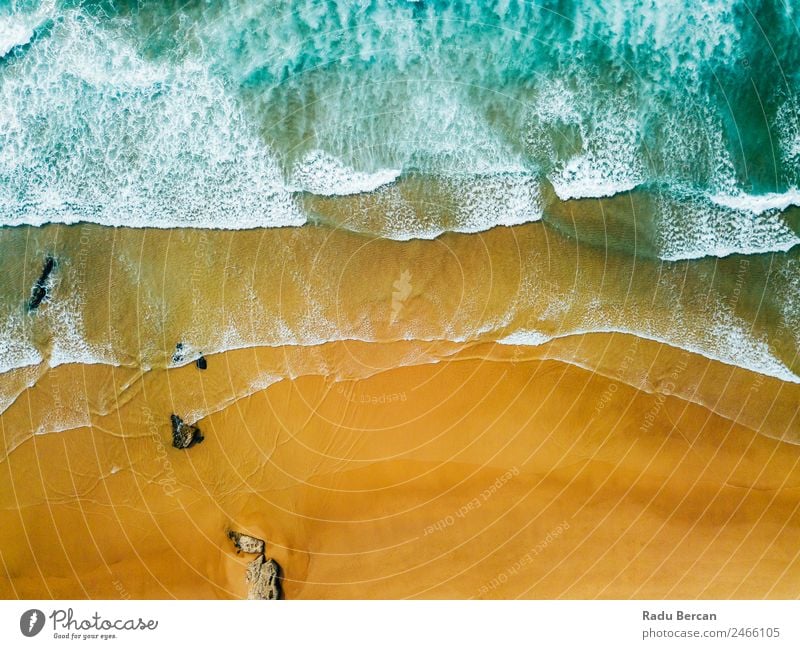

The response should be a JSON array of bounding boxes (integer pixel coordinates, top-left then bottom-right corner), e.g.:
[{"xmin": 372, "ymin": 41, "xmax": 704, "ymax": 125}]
[{"xmin": 2, "ymin": 321, "xmax": 799, "ymax": 598}]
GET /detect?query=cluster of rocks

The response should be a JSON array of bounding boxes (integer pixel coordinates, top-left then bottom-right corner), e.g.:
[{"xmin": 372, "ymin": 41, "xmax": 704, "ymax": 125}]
[
  {"xmin": 25, "ymin": 255, "xmax": 279, "ymax": 598},
  {"xmin": 172, "ymin": 342, "xmax": 208, "ymax": 370},
  {"xmin": 228, "ymin": 530, "xmax": 282, "ymax": 600},
  {"xmin": 169, "ymin": 344, "xmax": 207, "ymax": 450},
  {"xmin": 171, "ymin": 342, "xmax": 186, "ymax": 364}
]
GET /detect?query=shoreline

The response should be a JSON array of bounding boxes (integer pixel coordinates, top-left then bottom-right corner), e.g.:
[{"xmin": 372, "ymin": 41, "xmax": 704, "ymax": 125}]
[{"xmin": 0, "ymin": 220, "xmax": 796, "ymax": 381}]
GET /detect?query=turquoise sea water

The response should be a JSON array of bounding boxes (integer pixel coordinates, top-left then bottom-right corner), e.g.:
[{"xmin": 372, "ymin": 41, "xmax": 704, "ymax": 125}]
[
  {"xmin": 0, "ymin": 0, "xmax": 798, "ymax": 257},
  {"xmin": 1, "ymin": 1, "xmax": 800, "ymax": 435}
]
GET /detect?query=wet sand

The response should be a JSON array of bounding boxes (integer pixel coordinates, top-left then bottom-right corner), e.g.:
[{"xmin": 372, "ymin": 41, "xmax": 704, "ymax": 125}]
[{"xmin": 1, "ymin": 335, "xmax": 799, "ymax": 599}]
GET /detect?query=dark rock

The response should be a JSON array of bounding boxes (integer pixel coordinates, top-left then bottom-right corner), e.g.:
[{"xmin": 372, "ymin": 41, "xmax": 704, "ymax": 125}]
[
  {"xmin": 170, "ymin": 414, "xmax": 204, "ymax": 450},
  {"xmin": 171, "ymin": 342, "xmax": 185, "ymax": 364},
  {"xmin": 28, "ymin": 285, "xmax": 46, "ymax": 311},
  {"xmin": 27, "ymin": 255, "xmax": 56, "ymax": 311},
  {"xmin": 196, "ymin": 355, "xmax": 207, "ymax": 370}
]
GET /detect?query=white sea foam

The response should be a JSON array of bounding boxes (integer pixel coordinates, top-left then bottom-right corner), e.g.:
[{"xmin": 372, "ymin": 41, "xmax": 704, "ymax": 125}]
[
  {"xmin": 497, "ymin": 330, "xmax": 551, "ymax": 346},
  {"xmin": 657, "ymin": 192, "xmax": 800, "ymax": 261},
  {"xmin": 635, "ymin": 99, "xmax": 800, "ymax": 259},
  {"xmin": 0, "ymin": 276, "xmax": 118, "ymax": 371},
  {"xmin": 0, "ymin": 312, "xmax": 43, "ymax": 374},
  {"xmin": 0, "ymin": 17, "xmax": 34, "ymax": 58},
  {"xmin": 572, "ymin": 0, "xmax": 742, "ymax": 75},
  {"xmin": 3, "ymin": 314, "xmax": 796, "ymax": 444},
  {"xmin": 2, "ymin": 1, "xmax": 790, "ymax": 263},
  {"xmin": 550, "ymin": 157, "xmax": 643, "ymax": 201},
  {"xmin": 0, "ymin": 0, "xmax": 52, "ymax": 59},
  {"xmin": 777, "ymin": 98, "xmax": 800, "ymax": 190},
  {"xmin": 0, "ymin": 11, "xmax": 305, "ymax": 230},
  {"xmin": 445, "ymin": 173, "xmax": 543, "ymax": 234},
  {"xmin": 498, "ymin": 324, "xmax": 798, "ymax": 384},
  {"xmin": 710, "ymin": 189, "xmax": 800, "ymax": 215},
  {"xmin": 335, "ymin": 171, "xmax": 543, "ymax": 241},
  {"xmin": 532, "ymin": 81, "xmax": 646, "ymax": 201},
  {"xmin": 0, "ymin": 363, "xmax": 41, "ymax": 417},
  {"xmin": 289, "ymin": 150, "xmax": 401, "ymax": 196}
]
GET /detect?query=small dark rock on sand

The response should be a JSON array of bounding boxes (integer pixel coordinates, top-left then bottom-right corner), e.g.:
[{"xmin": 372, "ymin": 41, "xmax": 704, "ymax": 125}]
[
  {"xmin": 28, "ymin": 255, "xmax": 56, "ymax": 311},
  {"xmin": 196, "ymin": 355, "xmax": 207, "ymax": 370},
  {"xmin": 172, "ymin": 342, "xmax": 185, "ymax": 364},
  {"xmin": 170, "ymin": 414, "xmax": 204, "ymax": 450}
]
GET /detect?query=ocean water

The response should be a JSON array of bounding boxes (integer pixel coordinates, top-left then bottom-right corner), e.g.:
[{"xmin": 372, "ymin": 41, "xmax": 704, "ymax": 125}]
[
  {"xmin": 0, "ymin": 0, "xmax": 798, "ymax": 254},
  {"xmin": 1, "ymin": 0, "xmax": 800, "ymax": 430}
]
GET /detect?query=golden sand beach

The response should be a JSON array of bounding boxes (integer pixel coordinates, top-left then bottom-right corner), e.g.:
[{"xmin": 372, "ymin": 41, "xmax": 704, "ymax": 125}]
[{"xmin": 1, "ymin": 222, "xmax": 799, "ymax": 599}]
